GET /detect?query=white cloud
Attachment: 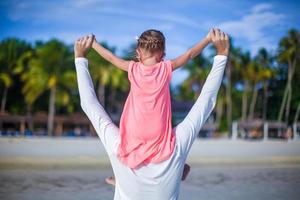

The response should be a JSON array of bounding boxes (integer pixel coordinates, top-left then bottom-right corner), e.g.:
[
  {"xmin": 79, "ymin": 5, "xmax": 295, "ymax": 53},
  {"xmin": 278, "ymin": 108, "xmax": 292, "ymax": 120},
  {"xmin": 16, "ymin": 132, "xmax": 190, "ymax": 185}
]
[
  {"xmin": 5, "ymin": 0, "xmax": 200, "ymax": 31},
  {"xmin": 218, "ymin": 3, "xmax": 285, "ymax": 53},
  {"xmin": 251, "ymin": 3, "xmax": 272, "ymax": 13},
  {"xmin": 92, "ymin": 6, "xmax": 200, "ymax": 30},
  {"xmin": 74, "ymin": 0, "xmax": 104, "ymax": 7},
  {"xmin": 7, "ymin": 1, "xmax": 32, "ymax": 21}
]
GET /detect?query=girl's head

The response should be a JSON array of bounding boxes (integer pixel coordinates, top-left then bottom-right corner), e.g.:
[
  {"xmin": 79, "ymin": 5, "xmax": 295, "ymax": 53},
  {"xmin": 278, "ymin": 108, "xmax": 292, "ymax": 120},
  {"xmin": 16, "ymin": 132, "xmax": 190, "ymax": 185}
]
[{"xmin": 136, "ymin": 29, "xmax": 165, "ymax": 62}]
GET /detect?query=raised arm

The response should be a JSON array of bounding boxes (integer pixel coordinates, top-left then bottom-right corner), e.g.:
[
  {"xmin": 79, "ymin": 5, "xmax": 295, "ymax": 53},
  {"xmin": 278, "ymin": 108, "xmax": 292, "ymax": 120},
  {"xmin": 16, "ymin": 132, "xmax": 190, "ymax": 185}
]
[
  {"xmin": 171, "ymin": 30, "xmax": 213, "ymax": 71},
  {"xmin": 92, "ymin": 39, "xmax": 130, "ymax": 71},
  {"xmin": 178, "ymin": 29, "xmax": 230, "ymax": 142},
  {"xmin": 74, "ymin": 35, "xmax": 112, "ymax": 137}
]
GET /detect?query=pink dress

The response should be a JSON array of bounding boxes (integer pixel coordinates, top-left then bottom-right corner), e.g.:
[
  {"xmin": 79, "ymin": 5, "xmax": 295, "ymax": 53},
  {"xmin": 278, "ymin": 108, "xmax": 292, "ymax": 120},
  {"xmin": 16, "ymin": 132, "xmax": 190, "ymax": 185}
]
[{"xmin": 117, "ymin": 60, "xmax": 175, "ymax": 169}]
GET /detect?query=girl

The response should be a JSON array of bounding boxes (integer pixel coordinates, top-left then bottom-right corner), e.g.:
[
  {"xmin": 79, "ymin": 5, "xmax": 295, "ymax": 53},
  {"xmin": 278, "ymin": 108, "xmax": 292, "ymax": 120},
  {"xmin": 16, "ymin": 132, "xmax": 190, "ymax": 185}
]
[{"xmin": 92, "ymin": 29, "xmax": 212, "ymax": 169}]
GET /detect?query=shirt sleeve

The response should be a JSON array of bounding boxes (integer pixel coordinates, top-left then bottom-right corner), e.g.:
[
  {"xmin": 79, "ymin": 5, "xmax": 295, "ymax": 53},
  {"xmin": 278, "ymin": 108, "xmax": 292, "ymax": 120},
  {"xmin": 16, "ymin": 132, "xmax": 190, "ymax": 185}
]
[
  {"xmin": 164, "ymin": 60, "xmax": 173, "ymax": 81},
  {"xmin": 127, "ymin": 61, "xmax": 136, "ymax": 82},
  {"xmin": 183, "ymin": 55, "xmax": 227, "ymax": 140},
  {"xmin": 74, "ymin": 58, "xmax": 112, "ymax": 136}
]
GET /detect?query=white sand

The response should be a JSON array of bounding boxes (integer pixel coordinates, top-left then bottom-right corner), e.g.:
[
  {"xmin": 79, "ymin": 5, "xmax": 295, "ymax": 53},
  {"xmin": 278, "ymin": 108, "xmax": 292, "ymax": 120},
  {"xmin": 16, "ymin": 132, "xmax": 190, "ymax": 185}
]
[
  {"xmin": 1, "ymin": 137, "xmax": 300, "ymax": 199},
  {"xmin": 1, "ymin": 165, "xmax": 300, "ymax": 200}
]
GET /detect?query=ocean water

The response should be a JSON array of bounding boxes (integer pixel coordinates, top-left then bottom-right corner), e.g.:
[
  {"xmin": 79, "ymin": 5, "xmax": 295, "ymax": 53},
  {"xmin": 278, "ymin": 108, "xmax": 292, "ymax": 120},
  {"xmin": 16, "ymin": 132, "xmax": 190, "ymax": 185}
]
[{"xmin": 0, "ymin": 164, "xmax": 300, "ymax": 200}]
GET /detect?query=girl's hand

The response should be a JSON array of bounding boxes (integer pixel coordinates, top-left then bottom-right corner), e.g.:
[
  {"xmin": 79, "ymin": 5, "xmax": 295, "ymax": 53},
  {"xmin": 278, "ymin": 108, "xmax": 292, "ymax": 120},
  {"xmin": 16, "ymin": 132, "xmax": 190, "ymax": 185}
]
[
  {"xmin": 206, "ymin": 29, "xmax": 214, "ymax": 43},
  {"xmin": 92, "ymin": 34, "xmax": 98, "ymax": 48}
]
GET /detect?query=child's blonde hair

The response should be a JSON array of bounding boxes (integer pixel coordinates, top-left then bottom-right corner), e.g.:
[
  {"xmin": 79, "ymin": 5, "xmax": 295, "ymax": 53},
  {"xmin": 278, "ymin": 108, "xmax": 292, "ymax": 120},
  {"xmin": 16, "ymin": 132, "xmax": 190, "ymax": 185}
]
[{"xmin": 137, "ymin": 29, "xmax": 165, "ymax": 55}]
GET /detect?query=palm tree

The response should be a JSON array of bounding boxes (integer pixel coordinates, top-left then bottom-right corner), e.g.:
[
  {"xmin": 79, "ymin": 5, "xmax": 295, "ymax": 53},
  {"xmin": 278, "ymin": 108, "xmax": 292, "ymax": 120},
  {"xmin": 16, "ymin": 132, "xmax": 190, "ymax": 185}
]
[
  {"xmin": 21, "ymin": 39, "xmax": 74, "ymax": 136},
  {"xmin": 247, "ymin": 53, "xmax": 274, "ymax": 120},
  {"xmin": 14, "ymin": 49, "xmax": 35, "ymax": 130},
  {"xmin": 294, "ymin": 101, "xmax": 300, "ymax": 124},
  {"xmin": 107, "ymin": 66, "xmax": 129, "ymax": 111},
  {"xmin": 232, "ymin": 50, "xmax": 251, "ymax": 121},
  {"xmin": 0, "ymin": 73, "xmax": 12, "ymax": 112},
  {"xmin": 277, "ymin": 29, "xmax": 300, "ymax": 123},
  {"xmin": 225, "ymin": 55, "xmax": 233, "ymax": 133},
  {"xmin": 223, "ymin": 40, "xmax": 243, "ymax": 133},
  {"xmin": 87, "ymin": 43, "xmax": 129, "ymax": 116},
  {"xmin": 177, "ymin": 54, "xmax": 210, "ymax": 101},
  {"xmin": 254, "ymin": 48, "xmax": 274, "ymax": 121},
  {"xmin": 87, "ymin": 43, "xmax": 117, "ymax": 107},
  {"xmin": 0, "ymin": 38, "xmax": 31, "ymax": 113},
  {"xmin": 247, "ymin": 59, "xmax": 262, "ymax": 120},
  {"xmin": 215, "ymin": 87, "xmax": 226, "ymax": 129}
]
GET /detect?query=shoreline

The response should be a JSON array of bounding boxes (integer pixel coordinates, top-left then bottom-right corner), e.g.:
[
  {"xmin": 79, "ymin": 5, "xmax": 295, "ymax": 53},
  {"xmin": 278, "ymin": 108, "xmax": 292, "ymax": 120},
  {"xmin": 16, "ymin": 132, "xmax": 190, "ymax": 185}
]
[
  {"xmin": 1, "ymin": 156, "xmax": 300, "ymax": 170},
  {"xmin": 1, "ymin": 137, "xmax": 300, "ymax": 169}
]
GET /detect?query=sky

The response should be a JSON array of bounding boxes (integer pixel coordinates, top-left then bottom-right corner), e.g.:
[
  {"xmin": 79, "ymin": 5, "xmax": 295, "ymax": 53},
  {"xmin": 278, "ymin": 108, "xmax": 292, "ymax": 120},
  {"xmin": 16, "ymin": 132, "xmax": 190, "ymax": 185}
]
[{"xmin": 1, "ymin": 0, "xmax": 300, "ymax": 86}]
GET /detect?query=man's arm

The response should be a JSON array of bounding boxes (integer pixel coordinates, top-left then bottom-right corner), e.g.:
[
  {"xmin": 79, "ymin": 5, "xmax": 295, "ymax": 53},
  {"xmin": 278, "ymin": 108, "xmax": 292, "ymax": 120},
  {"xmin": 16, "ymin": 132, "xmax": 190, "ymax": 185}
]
[
  {"xmin": 74, "ymin": 35, "xmax": 112, "ymax": 138},
  {"xmin": 180, "ymin": 29, "xmax": 229, "ymax": 140},
  {"xmin": 171, "ymin": 30, "xmax": 213, "ymax": 71},
  {"xmin": 75, "ymin": 58, "xmax": 112, "ymax": 126},
  {"xmin": 92, "ymin": 40, "xmax": 130, "ymax": 71},
  {"xmin": 185, "ymin": 55, "xmax": 227, "ymax": 135}
]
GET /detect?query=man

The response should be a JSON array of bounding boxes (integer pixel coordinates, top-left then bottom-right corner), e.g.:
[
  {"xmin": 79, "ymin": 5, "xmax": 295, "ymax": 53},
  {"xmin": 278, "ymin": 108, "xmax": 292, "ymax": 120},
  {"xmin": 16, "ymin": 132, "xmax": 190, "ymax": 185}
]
[{"xmin": 74, "ymin": 29, "xmax": 229, "ymax": 200}]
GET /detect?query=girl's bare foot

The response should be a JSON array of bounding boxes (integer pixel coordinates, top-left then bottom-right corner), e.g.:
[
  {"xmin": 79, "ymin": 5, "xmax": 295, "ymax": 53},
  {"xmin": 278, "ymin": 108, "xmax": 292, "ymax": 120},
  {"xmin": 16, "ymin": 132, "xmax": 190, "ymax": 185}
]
[
  {"xmin": 181, "ymin": 164, "xmax": 190, "ymax": 181},
  {"xmin": 105, "ymin": 176, "xmax": 116, "ymax": 186}
]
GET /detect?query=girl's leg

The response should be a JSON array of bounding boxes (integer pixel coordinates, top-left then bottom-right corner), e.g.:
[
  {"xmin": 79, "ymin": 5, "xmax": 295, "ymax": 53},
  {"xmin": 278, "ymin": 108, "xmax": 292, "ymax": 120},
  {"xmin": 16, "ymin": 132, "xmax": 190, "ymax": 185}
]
[
  {"xmin": 181, "ymin": 164, "xmax": 190, "ymax": 181},
  {"xmin": 105, "ymin": 176, "xmax": 116, "ymax": 186}
]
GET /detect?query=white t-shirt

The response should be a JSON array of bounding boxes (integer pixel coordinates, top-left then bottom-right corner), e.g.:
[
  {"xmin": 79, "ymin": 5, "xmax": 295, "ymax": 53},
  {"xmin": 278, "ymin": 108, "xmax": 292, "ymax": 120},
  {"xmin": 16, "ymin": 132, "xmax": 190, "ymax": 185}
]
[{"xmin": 75, "ymin": 55, "xmax": 227, "ymax": 199}]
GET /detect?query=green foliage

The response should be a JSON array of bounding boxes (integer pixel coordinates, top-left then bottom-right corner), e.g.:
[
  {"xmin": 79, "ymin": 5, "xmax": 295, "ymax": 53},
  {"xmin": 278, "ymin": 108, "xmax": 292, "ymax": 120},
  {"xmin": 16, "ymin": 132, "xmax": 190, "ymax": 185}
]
[
  {"xmin": 176, "ymin": 54, "xmax": 210, "ymax": 100},
  {"xmin": 20, "ymin": 39, "xmax": 75, "ymax": 107},
  {"xmin": 0, "ymin": 38, "xmax": 32, "ymax": 112},
  {"xmin": 0, "ymin": 28, "xmax": 299, "ymax": 129}
]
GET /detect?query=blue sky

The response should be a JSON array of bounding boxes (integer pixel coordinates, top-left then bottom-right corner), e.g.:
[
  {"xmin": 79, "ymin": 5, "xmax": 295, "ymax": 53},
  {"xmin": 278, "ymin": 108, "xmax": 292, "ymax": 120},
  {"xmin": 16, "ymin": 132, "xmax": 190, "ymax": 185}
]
[{"xmin": 1, "ymin": 0, "xmax": 299, "ymax": 86}]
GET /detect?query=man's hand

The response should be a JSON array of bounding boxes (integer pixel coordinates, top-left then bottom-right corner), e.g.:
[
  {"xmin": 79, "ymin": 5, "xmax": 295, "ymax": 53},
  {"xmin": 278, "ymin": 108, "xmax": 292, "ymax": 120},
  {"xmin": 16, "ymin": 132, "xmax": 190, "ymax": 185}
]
[
  {"xmin": 74, "ymin": 34, "xmax": 95, "ymax": 58},
  {"xmin": 211, "ymin": 29, "xmax": 230, "ymax": 56}
]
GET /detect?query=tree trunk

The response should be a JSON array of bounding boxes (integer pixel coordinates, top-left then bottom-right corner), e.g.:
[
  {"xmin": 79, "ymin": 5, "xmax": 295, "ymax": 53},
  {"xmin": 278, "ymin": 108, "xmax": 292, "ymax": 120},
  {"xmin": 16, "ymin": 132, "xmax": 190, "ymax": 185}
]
[
  {"xmin": 294, "ymin": 101, "xmax": 300, "ymax": 124},
  {"xmin": 284, "ymin": 59, "xmax": 296, "ymax": 123},
  {"xmin": 241, "ymin": 81, "xmax": 249, "ymax": 121},
  {"xmin": 285, "ymin": 84, "xmax": 292, "ymax": 123},
  {"xmin": 109, "ymin": 88, "xmax": 117, "ymax": 113},
  {"xmin": 98, "ymin": 82, "xmax": 105, "ymax": 107},
  {"xmin": 26, "ymin": 104, "xmax": 34, "ymax": 132},
  {"xmin": 262, "ymin": 82, "xmax": 268, "ymax": 122},
  {"xmin": 278, "ymin": 59, "xmax": 296, "ymax": 122},
  {"xmin": 278, "ymin": 83, "xmax": 288, "ymax": 122},
  {"xmin": 225, "ymin": 62, "xmax": 232, "ymax": 135},
  {"xmin": 1, "ymin": 87, "xmax": 8, "ymax": 113},
  {"xmin": 215, "ymin": 97, "xmax": 224, "ymax": 129},
  {"xmin": 248, "ymin": 83, "xmax": 258, "ymax": 120},
  {"xmin": 47, "ymin": 86, "xmax": 56, "ymax": 137}
]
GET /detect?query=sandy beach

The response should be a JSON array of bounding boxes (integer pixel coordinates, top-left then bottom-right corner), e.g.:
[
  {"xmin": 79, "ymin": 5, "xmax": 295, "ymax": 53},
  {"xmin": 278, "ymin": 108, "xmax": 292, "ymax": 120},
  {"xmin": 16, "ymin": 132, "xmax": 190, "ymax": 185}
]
[
  {"xmin": 1, "ymin": 165, "xmax": 300, "ymax": 200},
  {"xmin": 1, "ymin": 137, "xmax": 300, "ymax": 199}
]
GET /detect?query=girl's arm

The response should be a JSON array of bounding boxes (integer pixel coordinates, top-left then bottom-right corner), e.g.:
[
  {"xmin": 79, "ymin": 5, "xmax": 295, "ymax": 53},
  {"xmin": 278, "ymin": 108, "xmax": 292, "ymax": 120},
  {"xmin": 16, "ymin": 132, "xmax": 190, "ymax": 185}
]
[
  {"xmin": 92, "ymin": 40, "xmax": 130, "ymax": 71},
  {"xmin": 171, "ymin": 31, "xmax": 212, "ymax": 71}
]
